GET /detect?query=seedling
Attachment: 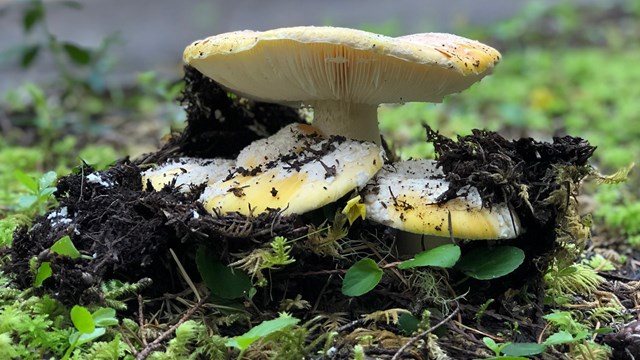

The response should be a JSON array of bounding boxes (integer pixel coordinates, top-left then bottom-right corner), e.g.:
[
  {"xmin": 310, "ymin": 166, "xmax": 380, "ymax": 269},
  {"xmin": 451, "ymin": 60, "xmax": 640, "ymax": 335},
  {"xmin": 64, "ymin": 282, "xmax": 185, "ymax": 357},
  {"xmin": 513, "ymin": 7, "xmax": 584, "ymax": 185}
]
[
  {"xmin": 225, "ymin": 313, "xmax": 299, "ymax": 359},
  {"xmin": 62, "ymin": 306, "xmax": 118, "ymax": 360},
  {"xmin": 14, "ymin": 170, "xmax": 57, "ymax": 215}
]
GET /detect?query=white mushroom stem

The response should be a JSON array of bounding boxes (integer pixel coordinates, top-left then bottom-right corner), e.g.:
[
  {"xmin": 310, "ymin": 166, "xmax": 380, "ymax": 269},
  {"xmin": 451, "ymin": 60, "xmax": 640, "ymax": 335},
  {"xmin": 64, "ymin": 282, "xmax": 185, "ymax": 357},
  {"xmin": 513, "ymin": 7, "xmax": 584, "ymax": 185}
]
[{"xmin": 312, "ymin": 100, "xmax": 380, "ymax": 144}]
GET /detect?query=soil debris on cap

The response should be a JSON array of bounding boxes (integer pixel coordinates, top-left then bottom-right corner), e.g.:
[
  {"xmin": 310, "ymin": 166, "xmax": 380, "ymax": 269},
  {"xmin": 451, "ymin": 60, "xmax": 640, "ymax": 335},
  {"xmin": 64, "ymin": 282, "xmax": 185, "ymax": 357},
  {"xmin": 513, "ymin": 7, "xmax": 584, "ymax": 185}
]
[
  {"xmin": 426, "ymin": 125, "xmax": 595, "ymax": 222},
  {"xmin": 200, "ymin": 123, "xmax": 383, "ymax": 216}
]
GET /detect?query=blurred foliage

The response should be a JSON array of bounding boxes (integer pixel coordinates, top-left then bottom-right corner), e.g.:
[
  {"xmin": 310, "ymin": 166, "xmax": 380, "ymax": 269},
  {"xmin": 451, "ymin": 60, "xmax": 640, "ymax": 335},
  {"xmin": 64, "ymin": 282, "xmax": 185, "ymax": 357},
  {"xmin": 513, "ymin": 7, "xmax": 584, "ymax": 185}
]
[
  {"xmin": 0, "ymin": 0, "xmax": 184, "ymax": 217},
  {"xmin": 378, "ymin": 0, "xmax": 640, "ymax": 249}
]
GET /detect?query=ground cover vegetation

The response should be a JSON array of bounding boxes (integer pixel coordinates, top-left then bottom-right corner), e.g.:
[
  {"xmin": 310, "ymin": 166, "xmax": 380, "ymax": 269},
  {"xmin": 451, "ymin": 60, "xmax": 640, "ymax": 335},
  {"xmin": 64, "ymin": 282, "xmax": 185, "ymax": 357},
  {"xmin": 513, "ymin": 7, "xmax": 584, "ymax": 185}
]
[{"xmin": 0, "ymin": 0, "xmax": 639, "ymax": 359}]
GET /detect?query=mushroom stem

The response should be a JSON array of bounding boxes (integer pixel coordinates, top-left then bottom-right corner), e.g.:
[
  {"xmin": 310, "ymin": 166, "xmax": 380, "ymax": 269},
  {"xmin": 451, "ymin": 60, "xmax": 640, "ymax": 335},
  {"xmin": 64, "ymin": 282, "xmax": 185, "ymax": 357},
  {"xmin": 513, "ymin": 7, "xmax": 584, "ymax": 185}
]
[{"xmin": 312, "ymin": 101, "xmax": 380, "ymax": 144}]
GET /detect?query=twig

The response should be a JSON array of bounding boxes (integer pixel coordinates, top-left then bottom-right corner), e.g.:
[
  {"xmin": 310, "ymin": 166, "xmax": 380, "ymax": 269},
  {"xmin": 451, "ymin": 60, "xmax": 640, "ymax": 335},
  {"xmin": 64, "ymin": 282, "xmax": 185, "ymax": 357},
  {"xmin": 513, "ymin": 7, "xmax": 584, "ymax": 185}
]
[
  {"xmin": 136, "ymin": 296, "xmax": 208, "ymax": 360},
  {"xmin": 391, "ymin": 305, "xmax": 459, "ymax": 360},
  {"xmin": 118, "ymin": 324, "xmax": 140, "ymax": 356},
  {"xmin": 336, "ymin": 318, "xmax": 369, "ymax": 333},
  {"xmin": 138, "ymin": 295, "xmax": 147, "ymax": 346},
  {"xmin": 170, "ymin": 248, "xmax": 202, "ymax": 302},
  {"xmin": 453, "ymin": 320, "xmax": 503, "ymax": 341}
]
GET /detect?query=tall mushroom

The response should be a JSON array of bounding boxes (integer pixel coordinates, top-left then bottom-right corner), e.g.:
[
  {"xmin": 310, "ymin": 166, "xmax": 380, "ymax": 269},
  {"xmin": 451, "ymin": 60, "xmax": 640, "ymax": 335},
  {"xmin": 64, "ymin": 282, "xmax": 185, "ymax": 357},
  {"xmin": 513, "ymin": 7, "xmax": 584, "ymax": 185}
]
[{"xmin": 183, "ymin": 26, "xmax": 501, "ymax": 144}]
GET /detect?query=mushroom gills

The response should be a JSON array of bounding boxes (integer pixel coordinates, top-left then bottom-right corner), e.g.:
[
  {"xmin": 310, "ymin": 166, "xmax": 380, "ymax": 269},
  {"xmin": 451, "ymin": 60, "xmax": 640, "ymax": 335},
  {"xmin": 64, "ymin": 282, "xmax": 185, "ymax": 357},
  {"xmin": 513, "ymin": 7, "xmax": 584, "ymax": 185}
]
[{"xmin": 183, "ymin": 26, "xmax": 501, "ymax": 144}]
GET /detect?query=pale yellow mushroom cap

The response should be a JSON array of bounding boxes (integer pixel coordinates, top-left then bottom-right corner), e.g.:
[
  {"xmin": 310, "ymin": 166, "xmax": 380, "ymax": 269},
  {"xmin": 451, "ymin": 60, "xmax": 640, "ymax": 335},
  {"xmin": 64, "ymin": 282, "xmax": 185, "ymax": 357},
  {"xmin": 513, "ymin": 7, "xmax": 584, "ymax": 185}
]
[
  {"xmin": 363, "ymin": 160, "xmax": 521, "ymax": 239},
  {"xmin": 142, "ymin": 158, "xmax": 235, "ymax": 192},
  {"xmin": 183, "ymin": 27, "xmax": 500, "ymax": 144},
  {"xmin": 183, "ymin": 26, "xmax": 501, "ymax": 105},
  {"xmin": 200, "ymin": 123, "xmax": 384, "ymax": 215},
  {"xmin": 236, "ymin": 123, "xmax": 322, "ymax": 169}
]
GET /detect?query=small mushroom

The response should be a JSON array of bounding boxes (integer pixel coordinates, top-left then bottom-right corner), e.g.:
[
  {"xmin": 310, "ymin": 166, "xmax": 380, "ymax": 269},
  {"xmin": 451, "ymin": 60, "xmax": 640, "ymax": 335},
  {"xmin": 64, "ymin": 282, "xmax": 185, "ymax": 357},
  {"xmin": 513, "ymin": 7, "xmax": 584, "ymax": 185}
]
[
  {"xmin": 142, "ymin": 157, "xmax": 235, "ymax": 192},
  {"xmin": 200, "ymin": 123, "xmax": 384, "ymax": 215},
  {"xmin": 183, "ymin": 26, "xmax": 501, "ymax": 144},
  {"xmin": 363, "ymin": 160, "xmax": 521, "ymax": 241}
]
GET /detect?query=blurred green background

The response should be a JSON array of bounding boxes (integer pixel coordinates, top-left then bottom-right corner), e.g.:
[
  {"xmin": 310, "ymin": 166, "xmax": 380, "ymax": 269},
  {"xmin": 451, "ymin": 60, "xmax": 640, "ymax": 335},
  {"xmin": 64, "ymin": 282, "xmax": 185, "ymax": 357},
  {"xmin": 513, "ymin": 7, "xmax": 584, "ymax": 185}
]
[{"xmin": 1, "ymin": 0, "xmax": 639, "ymax": 246}]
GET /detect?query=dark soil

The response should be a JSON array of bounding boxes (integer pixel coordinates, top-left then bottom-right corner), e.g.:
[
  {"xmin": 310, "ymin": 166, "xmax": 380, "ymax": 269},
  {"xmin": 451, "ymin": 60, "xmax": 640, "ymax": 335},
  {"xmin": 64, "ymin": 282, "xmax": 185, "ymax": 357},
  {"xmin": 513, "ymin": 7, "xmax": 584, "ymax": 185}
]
[{"xmin": 7, "ymin": 66, "xmax": 639, "ymax": 359}]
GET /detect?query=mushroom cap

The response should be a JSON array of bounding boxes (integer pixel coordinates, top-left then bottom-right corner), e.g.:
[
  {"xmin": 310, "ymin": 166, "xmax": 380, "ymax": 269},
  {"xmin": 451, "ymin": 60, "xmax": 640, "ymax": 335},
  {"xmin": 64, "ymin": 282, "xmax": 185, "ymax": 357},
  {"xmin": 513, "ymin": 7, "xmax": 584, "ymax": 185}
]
[
  {"xmin": 236, "ymin": 123, "xmax": 322, "ymax": 168},
  {"xmin": 200, "ymin": 123, "xmax": 384, "ymax": 215},
  {"xmin": 183, "ymin": 26, "xmax": 501, "ymax": 106},
  {"xmin": 362, "ymin": 160, "xmax": 521, "ymax": 239},
  {"xmin": 142, "ymin": 157, "xmax": 235, "ymax": 192}
]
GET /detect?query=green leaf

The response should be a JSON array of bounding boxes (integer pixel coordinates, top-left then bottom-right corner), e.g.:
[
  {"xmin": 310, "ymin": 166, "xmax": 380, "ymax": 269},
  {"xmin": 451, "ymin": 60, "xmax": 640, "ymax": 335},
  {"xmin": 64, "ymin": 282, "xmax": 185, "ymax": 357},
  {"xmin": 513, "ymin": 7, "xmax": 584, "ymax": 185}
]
[
  {"xmin": 62, "ymin": 43, "xmax": 92, "ymax": 64},
  {"xmin": 22, "ymin": 3, "xmax": 44, "ymax": 32},
  {"xmin": 14, "ymin": 170, "xmax": 38, "ymax": 192},
  {"xmin": 38, "ymin": 171, "xmax": 58, "ymax": 189},
  {"xmin": 456, "ymin": 246, "xmax": 525, "ymax": 280},
  {"xmin": 593, "ymin": 327, "xmax": 614, "ymax": 335},
  {"xmin": 196, "ymin": 247, "xmax": 251, "ymax": 299},
  {"xmin": 482, "ymin": 337, "xmax": 511, "ymax": 356},
  {"xmin": 34, "ymin": 262, "xmax": 52, "ymax": 287},
  {"xmin": 225, "ymin": 314, "xmax": 299, "ymax": 350},
  {"xmin": 39, "ymin": 187, "xmax": 57, "ymax": 199},
  {"xmin": 17, "ymin": 195, "xmax": 38, "ymax": 210},
  {"xmin": 20, "ymin": 45, "xmax": 40, "ymax": 68},
  {"xmin": 92, "ymin": 308, "xmax": 118, "ymax": 327},
  {"xmin": 69, "ymin": 327, "xmax": 106, "ymax": 346},
  {"xmin": 341, "ymin": 258, "xmax": 383, "ymax": 297},
  {"xmin": 542, "ymin": 311, "xmax": 574, "ymax": 328},
  {"xmin": 398, "ymin": 313, "xmax": 419, "ymax": 335},
  {"xmin": 51, "ymin": 236, "xmax": 81, "ymax": 259},
  {"xmin": 543, "ymin": 330, "xmax": 575, "ymax": 346},
  {"xmin": 502, "ymin": 342, "xmax": 546, "ymax": 356},
  {"xmin": 398, "ymin": 244, "xmax": 460, "ymax": 269},
  {"xmin": 70, "ymin": 305, "xmax": 95, "ymax": 334}
]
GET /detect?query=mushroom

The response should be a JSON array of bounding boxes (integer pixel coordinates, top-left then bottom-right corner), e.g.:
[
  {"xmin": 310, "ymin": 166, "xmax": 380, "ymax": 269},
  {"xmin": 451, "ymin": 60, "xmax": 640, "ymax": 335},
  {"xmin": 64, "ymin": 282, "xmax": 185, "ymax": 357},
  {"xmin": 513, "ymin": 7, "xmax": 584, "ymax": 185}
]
[
  {"xmin": 142, "ymin": 157, "xmax": 235, "ymax": 192},
  {"xmin": 183, "ymin": 26, "xmax": 501, "ymax": 144},
  {"xmin": 200, "ymin": 123, "xmax": 383, "ymax": 215},
  {"xmin": 235, "ymin": 123, "xmax": 322, "ymax": 169},
  {"xmin": 362, "ymin": 160, "xmax": 521, "ymax": 250}
]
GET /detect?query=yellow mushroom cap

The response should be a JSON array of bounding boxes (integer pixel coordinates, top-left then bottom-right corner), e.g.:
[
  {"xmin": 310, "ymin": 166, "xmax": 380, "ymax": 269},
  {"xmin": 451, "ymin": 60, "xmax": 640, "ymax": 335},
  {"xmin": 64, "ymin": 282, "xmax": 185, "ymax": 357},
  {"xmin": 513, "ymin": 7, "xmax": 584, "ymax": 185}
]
[
  {"xmin": 200, "ymin": 123, "xmax": 384, "ymax": 215},
  {"xmin": 362, "ymin": 160, "xmax": 521, "ymax": 239},
  {"xmin": 142, "ymin": 158, "xmax": 235, "ymax": 192},
  {"xmin": 183, "ymin": 26, "xmax": 501, "ymax": 105},
  {"xmin": 236, "ymin": 123, "xmax": 322, "ymax": 169},
  {"xmin": 183, "ymin": 26, "xmax": 501, "ymax": 144}
]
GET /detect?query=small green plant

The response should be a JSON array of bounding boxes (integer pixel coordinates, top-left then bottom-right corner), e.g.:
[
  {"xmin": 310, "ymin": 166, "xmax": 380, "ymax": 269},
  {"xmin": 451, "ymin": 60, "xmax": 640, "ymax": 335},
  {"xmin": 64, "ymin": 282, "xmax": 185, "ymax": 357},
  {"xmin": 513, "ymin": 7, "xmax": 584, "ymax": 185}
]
[
  {"xmin": 35, "ymin": 235, "xmax": 89, "ymax": 287},
  {"xmin": 483, "ymin": 337, "xmax": 512, "ymax": 357},
  {"xmin": 341, "ymin": 245, "xmax": 525, "ymax": 297},
  {"xmin": 541, "ymin": 311, "xmax": 612, "ymax": 359},
  {"xmin": 225, "ymin": 313, "xmax": 300, "ymax": 359},
  {"xmin": 14, "ymin": 170, "xmax": 57, "ymax": 215},
  {"xmin": 474, "ymin": 298, "xmax": 495, "ymax": 322},
  {"xmin": 62, "ymin": 306, "xmax": 118, "ymax": 360},
  {"xmin": 544, "ymin": 263, "xmax": 604, "ymax": 305},
  {"xmin": 2, "ymin": 0, "xmax": 118, "ymax": 92},
  {"xmin": 483, "ymin": 335, "xmax": 546, "ymax": 359},
  {"xmin": 228, "ymin": 236, "xmax": 295, "ymax": 286}
]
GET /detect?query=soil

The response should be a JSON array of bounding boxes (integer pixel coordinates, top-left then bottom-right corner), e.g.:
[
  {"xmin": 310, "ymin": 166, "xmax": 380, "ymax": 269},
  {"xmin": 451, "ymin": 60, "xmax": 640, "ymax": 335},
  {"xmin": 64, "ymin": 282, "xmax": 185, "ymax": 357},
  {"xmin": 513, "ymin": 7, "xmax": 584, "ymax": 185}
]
[{"xmin": 6, "ymin": 66, "xmax": 640, "ymax": 359}]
